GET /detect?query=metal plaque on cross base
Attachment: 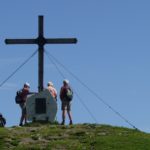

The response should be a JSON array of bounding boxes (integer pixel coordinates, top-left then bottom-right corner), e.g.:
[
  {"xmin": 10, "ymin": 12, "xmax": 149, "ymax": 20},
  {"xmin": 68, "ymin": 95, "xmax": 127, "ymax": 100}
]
[{"xmin": 26, "ymin": 89, "xmax": 57, "ymax": 122}]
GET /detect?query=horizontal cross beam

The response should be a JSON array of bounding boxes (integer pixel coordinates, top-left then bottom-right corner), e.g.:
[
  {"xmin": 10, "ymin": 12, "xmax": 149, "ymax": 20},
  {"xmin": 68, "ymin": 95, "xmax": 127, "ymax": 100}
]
[{"xmin": 5, "ymin": 38, "xmax": 77, "ymax": 45}]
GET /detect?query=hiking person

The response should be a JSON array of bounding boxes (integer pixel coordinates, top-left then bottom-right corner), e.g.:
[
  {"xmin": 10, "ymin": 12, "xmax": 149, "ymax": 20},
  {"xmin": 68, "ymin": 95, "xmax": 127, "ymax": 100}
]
[
  {"xmin": 18, "ymin": 82, "xmax": 35, "ymax": 126},
  {"xmin": 47, "ymin": 81, "xmax": 57, "ymax": 100},
  {"xmin": 0, "ymin": 113, "xmax": 6, "ymax": 127},
  {"xmin": 60, "ymin": 79, "xmax": 73, "ymax": 125}
]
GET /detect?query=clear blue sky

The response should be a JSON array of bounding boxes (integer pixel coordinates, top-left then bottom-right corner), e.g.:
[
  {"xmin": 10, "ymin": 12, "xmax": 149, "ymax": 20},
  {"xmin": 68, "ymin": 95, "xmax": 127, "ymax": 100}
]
[{"xmin": 0, "ymin": 0, "xmax": 150, "ymax": 132}]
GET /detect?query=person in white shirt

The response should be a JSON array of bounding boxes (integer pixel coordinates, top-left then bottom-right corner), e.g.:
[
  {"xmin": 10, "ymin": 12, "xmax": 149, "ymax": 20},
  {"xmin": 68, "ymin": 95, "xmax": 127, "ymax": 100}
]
[{"xmin": 47, "ymin": 81, "xmax": 57, "ymax": 100}]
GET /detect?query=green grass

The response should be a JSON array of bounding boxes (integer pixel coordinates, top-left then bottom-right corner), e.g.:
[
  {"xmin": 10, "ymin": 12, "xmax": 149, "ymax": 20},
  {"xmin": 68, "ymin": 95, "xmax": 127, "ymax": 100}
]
[
  {"xmin": 0, "ymin": 127, "xmax": 10, "ymax": 149},
  {"xmin": 0, "ymin": 123, "xmax": 150, "ymax": 150}
]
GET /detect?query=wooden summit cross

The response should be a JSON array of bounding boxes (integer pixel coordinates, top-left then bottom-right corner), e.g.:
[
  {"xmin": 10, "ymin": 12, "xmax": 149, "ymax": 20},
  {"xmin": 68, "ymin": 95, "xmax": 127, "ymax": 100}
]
[{"xmin": 5, "ymin": 16, "xmax": 77, "ymax": 92}]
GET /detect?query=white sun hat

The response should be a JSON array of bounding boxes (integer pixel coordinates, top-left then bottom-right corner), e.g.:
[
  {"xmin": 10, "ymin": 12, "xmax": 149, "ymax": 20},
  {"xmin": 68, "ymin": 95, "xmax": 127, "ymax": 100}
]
[
  {"xmin": 47, "ymin": 81, "xmax": 53, "ymax": 86},
  {"xmin": 24, "ymin": 82, "xmax": 30, "ymax": 88},
  {"xmin": 63, "ymin": 79, "xmax": 69, "ymax": 84}
]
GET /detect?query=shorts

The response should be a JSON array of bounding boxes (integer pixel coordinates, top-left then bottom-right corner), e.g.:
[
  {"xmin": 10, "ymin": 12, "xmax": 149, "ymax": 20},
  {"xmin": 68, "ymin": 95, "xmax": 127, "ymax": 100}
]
[
  {"xmin": 19, "ymin": 102, "xmax": 27, "ymax": 116},
  {"xmin": 61, "ymin": 100, "xmax": 71, "ymax": 111}
]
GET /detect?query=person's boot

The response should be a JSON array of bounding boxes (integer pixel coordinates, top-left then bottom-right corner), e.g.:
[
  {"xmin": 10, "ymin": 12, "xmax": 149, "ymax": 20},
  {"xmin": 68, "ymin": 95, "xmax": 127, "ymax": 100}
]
[
  {"xmin": 19, "ymin": 123, "xmax": 23, "ymax": 126},
  {"xmin": 69, "ymin": 120, "xmax": 73, "ymax": 125}
]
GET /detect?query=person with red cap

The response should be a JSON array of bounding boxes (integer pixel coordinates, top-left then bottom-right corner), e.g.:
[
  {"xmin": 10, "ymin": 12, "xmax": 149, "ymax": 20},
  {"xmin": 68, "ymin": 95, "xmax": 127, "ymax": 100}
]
[{"xmin": 19, "ymin": 82, "xmax": 35, "ymax": 126}]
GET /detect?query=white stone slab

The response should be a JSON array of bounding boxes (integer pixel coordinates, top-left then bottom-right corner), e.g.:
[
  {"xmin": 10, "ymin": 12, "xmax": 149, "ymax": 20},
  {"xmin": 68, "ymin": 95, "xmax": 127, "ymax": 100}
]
[{"xmin": 26, "ymin": 89, "xmax": 57, "ymax": 122}]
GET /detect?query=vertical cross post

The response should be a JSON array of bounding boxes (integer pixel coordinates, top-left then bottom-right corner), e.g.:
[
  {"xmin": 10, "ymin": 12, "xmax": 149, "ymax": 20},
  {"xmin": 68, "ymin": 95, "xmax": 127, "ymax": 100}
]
[{"xmin": 38, "ymin": 16, "xmax": 44, "ymax": 92}]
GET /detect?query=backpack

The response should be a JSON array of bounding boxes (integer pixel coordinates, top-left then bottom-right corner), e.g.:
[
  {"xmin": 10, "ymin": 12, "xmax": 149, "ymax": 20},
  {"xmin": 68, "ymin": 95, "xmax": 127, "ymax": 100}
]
[
  {"xmin": 15, "ymin": 90, "xmax": 23, "ymax": 104},
  {"xmin": 66, "ymin": 87, "xmax": 73, "ymax": 101},
  {"xmin": 0, "ymin": 117, "xmax": 6, "ymax": 127}
]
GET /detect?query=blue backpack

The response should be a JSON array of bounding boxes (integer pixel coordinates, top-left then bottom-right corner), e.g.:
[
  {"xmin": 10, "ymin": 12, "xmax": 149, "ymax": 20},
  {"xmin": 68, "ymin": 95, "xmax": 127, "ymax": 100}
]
[{"xmin": 0, "ymin": 115, "xmax": 6, "ymax": 127}]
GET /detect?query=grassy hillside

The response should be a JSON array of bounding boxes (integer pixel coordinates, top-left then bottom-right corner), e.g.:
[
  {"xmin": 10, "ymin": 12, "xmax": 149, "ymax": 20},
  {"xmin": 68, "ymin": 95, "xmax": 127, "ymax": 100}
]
[{"xmin": 0, "ymin": 123, "xmax": 150, "ymax": 150}]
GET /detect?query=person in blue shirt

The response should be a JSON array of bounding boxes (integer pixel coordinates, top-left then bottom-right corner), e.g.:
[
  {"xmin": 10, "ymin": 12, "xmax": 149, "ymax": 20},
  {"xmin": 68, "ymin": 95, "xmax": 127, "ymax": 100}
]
[{"xmin": 0, "ymin": 113, "xmax": 6, "ymax": 127}]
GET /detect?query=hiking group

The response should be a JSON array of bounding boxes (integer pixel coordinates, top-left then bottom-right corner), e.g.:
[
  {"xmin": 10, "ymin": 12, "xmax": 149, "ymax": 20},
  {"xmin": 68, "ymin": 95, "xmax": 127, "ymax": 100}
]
[{"xmin": 14, "ymin": 79, "xmax": 73, "ymax": 126}]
